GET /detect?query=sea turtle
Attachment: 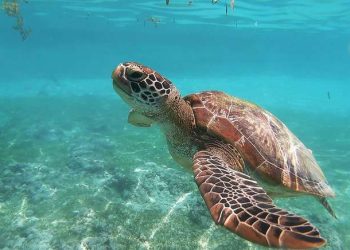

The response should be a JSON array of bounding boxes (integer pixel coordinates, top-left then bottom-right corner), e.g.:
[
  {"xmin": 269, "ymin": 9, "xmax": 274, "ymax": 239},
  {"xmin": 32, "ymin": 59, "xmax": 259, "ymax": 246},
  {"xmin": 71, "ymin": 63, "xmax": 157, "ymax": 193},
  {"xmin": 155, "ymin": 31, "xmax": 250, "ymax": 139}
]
[{"xmin": 111, "ymin": 62, "xmax": 335, "ymax": 249}]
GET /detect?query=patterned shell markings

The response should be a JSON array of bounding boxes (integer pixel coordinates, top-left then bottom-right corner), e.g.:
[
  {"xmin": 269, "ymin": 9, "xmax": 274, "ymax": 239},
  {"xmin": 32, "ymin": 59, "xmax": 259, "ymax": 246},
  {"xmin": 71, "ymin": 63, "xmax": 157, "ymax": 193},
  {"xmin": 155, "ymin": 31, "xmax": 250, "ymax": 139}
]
[{"xmin": 185, "ymin": 91, "xmax": 334, "ymax": 198}]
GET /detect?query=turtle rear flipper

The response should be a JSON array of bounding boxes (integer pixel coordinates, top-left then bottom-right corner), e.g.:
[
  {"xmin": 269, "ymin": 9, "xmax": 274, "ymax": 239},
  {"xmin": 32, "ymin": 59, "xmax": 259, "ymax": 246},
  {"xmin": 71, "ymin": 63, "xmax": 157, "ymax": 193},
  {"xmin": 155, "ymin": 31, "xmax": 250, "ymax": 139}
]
[
  {"xmin": 318, "ymin": 197, "xmax": 337, "ymax": 219},
  {"xmin": 193, "ymin": 149, "xmax": 326, "ymax": 249}
]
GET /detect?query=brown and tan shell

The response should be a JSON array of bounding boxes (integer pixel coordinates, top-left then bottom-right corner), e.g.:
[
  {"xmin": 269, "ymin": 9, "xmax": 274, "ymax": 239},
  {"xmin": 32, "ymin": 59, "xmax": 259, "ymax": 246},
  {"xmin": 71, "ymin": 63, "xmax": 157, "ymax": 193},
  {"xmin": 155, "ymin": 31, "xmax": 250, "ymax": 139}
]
[{"xmin": 185, "ymin": 91, "xmax": 334, "ymax": 198}]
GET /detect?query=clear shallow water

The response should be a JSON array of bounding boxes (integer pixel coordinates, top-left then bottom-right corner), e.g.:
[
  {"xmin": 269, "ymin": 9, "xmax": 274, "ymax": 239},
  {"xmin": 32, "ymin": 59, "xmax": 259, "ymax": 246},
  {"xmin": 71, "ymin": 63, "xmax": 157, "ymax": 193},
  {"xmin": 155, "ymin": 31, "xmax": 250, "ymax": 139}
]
[{"xmin": 1, "ymin": 1, "xmax": 350, "ymax": 249}]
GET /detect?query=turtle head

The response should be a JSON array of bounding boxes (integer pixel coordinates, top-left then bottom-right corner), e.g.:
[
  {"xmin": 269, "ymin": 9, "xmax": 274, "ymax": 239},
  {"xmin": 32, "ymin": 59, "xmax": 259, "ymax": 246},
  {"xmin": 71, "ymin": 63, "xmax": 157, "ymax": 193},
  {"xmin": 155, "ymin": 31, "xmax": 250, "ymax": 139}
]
[{"xmin": 112, "ymin": 62, "xmax": 179, "ymax": 115}]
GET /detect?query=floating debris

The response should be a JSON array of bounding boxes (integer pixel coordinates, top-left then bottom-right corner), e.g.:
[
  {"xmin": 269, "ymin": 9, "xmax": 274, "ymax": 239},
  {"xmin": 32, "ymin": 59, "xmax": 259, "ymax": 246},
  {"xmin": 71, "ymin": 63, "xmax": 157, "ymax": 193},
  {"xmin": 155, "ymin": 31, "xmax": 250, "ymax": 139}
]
[
  {"xmin": 230, "ymin": 0, "xmax": 235, "ymax": 12},
  {"xmin": 1, "ymin": 0, "xmax": 31, "ymax": 40},
  {"xmin": 210, "ymin": 0, "xmax": 234, "ymax": 15},
  {"xmin": 145, "ymin": 16, "xmax": 161, "ymax": 28},
  {"xmin": 166, "ymin": 0, "xmax": 193, "ymax": 7},
  {"xmin": 1, "ymin": 0, "xmax": 19, "ymax": 16}
]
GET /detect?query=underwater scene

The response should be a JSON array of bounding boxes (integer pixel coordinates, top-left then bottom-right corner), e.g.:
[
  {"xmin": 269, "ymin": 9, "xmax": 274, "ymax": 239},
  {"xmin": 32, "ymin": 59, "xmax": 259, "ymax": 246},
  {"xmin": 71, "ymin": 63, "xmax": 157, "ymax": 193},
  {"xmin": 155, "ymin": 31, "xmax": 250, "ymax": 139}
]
[{"xmin": 1, "ymin": 0, "xmax": 350, "ymax": 249}]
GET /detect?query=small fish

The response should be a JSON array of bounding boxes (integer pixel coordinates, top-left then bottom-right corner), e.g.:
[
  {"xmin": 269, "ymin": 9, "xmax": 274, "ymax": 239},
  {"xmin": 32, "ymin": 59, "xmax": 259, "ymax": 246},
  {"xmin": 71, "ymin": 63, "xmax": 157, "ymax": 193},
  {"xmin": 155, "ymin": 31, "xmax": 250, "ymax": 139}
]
[
  {"xmin": 327, "ymin": 91, "xmax": 331, "ymax": 100},
  {"xmin": 166, "ymin": 0, "xmax": 170, "ymax": 5},
  {"xmin": 225, "ymin": 3, "xmax": 227, "ymax": 15}
]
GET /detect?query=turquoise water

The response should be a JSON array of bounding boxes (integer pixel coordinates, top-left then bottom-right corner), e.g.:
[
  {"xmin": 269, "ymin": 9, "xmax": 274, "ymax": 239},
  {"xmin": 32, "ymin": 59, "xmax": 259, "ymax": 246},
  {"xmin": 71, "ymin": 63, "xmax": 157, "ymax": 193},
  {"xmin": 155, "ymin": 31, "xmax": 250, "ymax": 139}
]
[{"xmin": 1, "ymin": 0, "xmax": 350, "ymax": 249}]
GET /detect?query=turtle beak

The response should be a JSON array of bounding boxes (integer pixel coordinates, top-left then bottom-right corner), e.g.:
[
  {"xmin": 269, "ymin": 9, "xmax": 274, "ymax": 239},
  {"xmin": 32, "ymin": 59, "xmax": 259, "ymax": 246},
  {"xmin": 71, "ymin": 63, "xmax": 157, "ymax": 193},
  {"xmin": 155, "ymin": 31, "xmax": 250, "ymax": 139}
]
[
  {"xmin": 112, "ymin": 64, "xmax": 132, "ymax": 96},
  {"xmin": 112, "ymin": 64, "xmax": 123, "ymax": 80}
]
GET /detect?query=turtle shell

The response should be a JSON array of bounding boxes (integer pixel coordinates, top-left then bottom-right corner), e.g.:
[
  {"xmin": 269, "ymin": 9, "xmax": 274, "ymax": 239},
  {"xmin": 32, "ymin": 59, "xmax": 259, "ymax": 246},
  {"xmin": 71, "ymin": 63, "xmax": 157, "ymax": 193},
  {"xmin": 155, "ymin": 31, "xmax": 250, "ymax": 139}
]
[{"xmin": 185, "ymin": 91, "xmax": 334, "ymax": 197}]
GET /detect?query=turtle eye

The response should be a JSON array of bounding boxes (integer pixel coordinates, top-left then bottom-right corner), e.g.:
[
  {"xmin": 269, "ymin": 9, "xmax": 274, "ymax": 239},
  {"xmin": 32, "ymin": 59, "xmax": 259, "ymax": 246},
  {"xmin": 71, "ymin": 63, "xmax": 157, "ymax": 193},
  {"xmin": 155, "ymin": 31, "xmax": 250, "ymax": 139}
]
[{"xmin": 126, "ymin": 68, "xmax": 146, "ymax": 81}]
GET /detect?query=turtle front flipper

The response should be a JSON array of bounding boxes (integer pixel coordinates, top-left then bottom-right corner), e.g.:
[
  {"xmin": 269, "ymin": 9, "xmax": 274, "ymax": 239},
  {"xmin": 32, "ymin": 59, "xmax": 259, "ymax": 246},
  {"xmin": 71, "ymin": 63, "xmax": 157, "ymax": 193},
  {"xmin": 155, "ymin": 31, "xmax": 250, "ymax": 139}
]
[
  {"xmin": 128, "ymin": 109, "xmax": 153, "ymax": 127},
  {"xmin": 193, "ymin": 149, "xmax": 326, "ymax": 249}
]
